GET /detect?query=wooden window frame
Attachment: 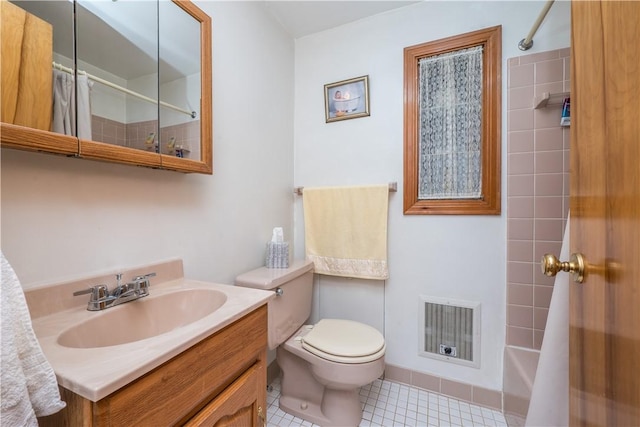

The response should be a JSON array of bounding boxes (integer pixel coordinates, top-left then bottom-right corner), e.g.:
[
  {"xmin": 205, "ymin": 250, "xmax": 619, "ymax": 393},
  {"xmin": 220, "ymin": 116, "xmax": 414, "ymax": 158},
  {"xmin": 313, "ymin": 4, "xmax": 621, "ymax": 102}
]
[{"xmin": 403, "ymin": 26, "xmax": 502, "ymax": 215}]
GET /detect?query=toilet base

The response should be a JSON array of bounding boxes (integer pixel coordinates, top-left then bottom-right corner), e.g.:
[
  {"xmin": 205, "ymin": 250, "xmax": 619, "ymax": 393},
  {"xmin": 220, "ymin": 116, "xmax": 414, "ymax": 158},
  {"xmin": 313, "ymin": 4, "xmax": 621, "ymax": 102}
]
[
  {"xmin": 279, "ymin": 388, "xmax": 362, "ymax": 427},
  {"xmin": 277, "ymin": 327, "xmax": 385, "ymax": 427},
  {"xmin": 279, "ymin": 395, "xmax": 329, "ymax": 426}
]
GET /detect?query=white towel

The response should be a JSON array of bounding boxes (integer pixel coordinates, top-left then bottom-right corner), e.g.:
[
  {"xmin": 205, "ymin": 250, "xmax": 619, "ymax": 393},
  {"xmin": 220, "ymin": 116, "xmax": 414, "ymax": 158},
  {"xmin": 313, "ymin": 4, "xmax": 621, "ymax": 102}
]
[
  {"xmin": 1, "ymin": 252, "xmax": 66, "ymax": 425},
  {"xmin": 302, "ymin": 185, "xmax": 389, "ymax": 280}
]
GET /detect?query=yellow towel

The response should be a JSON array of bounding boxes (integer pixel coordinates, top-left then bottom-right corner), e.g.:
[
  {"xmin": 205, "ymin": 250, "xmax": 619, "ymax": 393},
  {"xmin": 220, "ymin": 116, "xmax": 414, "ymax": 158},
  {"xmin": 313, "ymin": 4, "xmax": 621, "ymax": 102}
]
[{"xmin": 303, "ymin": 185, "xmax": 389, "ymax": 280}]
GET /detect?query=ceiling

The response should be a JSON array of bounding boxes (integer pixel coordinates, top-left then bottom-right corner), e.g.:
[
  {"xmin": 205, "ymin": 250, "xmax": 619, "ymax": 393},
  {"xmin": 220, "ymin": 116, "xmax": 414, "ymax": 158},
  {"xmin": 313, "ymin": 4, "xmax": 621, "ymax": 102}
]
[{"xmin": 264, "ymin": 1, "xmax": 422, "ymax": 39}]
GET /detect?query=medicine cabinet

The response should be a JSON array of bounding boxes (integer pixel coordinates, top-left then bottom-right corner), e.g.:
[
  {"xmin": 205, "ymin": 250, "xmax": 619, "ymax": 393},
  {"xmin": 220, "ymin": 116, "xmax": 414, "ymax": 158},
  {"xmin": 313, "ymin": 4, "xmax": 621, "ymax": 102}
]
[{"xmin": 1, "ymin": 0, "xmax": 212, "ymax": 174}]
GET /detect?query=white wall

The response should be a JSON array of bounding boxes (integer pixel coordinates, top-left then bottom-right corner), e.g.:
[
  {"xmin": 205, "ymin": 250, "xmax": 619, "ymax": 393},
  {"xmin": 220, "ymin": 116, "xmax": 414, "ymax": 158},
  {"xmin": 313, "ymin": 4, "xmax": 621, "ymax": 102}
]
[
  {"xmin": 293, "ymin": 1, "xmax": 570, "ymax": 390},
  {"xmin": 1, "ymin": 1, "xmax": 295, "ymax": 290}
]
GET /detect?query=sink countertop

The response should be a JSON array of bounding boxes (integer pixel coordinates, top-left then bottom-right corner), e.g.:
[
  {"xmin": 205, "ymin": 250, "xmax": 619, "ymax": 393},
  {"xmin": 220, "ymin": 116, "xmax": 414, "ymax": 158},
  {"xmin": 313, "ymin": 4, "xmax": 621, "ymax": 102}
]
[{"xmin": 31, "ymin": 277, "xmax": 273, "ymax": 402}]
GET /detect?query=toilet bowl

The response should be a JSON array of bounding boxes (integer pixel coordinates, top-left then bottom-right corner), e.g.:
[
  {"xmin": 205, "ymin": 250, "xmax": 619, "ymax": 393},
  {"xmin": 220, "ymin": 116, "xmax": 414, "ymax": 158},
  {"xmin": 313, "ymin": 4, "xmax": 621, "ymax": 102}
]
[{"xmin": 235, "ymin": 260, "xmax": 385, "ymax": 427}]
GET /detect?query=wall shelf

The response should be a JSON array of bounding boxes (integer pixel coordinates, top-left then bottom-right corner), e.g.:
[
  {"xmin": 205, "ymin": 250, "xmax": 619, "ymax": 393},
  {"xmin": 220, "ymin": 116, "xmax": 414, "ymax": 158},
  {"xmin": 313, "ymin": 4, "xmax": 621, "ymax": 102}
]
[{"xmin": 534, "ymin": 91, "xmax": 570, "ymax": 109}]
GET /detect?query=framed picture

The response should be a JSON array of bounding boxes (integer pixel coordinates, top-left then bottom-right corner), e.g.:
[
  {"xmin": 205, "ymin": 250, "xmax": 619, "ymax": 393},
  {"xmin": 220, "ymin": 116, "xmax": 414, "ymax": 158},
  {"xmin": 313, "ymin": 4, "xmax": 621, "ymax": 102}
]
[{"xmin": 324, "ymin": 75, "xmax": 370, "ymax": 123}]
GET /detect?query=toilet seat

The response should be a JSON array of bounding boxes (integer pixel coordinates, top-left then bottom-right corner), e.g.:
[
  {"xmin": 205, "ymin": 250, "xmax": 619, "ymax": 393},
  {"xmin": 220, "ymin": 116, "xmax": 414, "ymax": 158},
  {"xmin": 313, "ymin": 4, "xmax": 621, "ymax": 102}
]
[{"xmin": 301, "ymin": 319, "xmax": 385, "ymax": 364}]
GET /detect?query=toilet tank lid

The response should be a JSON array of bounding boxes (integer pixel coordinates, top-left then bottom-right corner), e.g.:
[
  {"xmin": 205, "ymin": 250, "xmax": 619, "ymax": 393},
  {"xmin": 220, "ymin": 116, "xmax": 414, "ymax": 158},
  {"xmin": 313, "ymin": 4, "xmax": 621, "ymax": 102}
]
[{"xmin": 234, "ymin": 259, "xmax": 314, "ymax": 290}]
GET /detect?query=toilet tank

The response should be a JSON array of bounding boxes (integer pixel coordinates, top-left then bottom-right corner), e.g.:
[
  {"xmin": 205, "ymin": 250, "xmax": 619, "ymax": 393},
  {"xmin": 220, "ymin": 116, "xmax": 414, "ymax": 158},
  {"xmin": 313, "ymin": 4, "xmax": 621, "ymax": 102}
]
[{"xmin": 235, "ymin": 259, "xmax": 314, "ymax": 350}]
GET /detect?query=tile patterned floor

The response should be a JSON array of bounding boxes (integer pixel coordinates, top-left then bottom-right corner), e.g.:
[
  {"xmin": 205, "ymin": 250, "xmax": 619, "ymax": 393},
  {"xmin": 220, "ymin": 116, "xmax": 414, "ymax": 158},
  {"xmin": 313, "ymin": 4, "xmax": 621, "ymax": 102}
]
[{"xmin": 267, "ymin": 377, "xmax": 508, "ymax": 427}]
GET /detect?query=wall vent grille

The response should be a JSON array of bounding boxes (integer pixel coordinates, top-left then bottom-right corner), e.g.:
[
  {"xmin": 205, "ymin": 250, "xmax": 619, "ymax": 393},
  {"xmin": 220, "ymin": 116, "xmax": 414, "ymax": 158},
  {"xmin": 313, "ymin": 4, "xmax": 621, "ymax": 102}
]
[{"xmin": 419, "ymin": 296, "xmax": 480, "ymax": 367}]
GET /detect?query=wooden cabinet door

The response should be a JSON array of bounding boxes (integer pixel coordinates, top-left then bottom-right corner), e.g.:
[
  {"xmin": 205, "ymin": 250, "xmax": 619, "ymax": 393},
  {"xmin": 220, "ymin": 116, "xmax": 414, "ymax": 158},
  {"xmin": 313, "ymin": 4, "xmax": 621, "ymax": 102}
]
[
  {"xmin": 1, "ymin": 1, "xmax": 53, "ymax": 131},
  {"xmin": 570, "ymin": 1, "xmax": 640, "ymax": 425},
  {"xmin": 185, "ymin": 363, "xmax": 265, "ymax": 427}
]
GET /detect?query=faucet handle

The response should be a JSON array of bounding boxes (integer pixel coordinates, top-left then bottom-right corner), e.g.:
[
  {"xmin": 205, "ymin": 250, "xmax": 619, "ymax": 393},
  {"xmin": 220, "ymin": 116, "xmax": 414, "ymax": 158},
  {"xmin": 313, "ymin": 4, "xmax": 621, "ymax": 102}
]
[
  {"xmin": 73, "ymin": 285, "xmax": 108, "ymax": 301},
  {"xmin": 73, "ymin": 288, "xmax": 93, "ymax": 296},
  {"xmin": 133, "ymin": 272, "xmax": 156, "ymax": 281},
  {"xmin": 132, "ymin": 272, "xmax": 156, "ymax": 295}
]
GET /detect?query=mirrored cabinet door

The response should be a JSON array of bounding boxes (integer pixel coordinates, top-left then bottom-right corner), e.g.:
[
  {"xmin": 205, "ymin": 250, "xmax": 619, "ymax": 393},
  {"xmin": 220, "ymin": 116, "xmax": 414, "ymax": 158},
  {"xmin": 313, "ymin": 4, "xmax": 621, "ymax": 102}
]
[
  {"xmin": 158, "ymin": 0, "xmax": 200, "ymax": 161},
  {"xmin": 159, "ymin": 0, "xmax": 212, "ymax": 174},
  {"xmin": 75, "ymin": 0, "xmax": 161, "ymax": 168},
  {"xmin": 1, "ymin": 0, "xmax": 78, "ymax": 154}
]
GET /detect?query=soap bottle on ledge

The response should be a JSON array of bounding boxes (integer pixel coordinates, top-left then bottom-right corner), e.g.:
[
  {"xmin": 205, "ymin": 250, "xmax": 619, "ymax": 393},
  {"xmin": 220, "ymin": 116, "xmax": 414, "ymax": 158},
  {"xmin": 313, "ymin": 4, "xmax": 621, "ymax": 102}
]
[
  {"xmin": 166, "ymin": 136, "xmax": 176, "ymax": 154},
  {"xmin": 560, "ymin": 98, "xmax": 570, "ymax": 127},
  {"xmin": 144, "ymin": 132, "xmax": 157, "ymax": 152}
]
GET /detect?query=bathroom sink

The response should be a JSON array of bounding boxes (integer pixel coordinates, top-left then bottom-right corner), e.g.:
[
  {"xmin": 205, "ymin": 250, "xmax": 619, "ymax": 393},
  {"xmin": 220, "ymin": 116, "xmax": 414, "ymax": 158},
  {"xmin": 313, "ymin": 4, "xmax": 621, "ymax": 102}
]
[{"xmin": 57, "ymin": 288, "xmax": 227, "ymax": 348}]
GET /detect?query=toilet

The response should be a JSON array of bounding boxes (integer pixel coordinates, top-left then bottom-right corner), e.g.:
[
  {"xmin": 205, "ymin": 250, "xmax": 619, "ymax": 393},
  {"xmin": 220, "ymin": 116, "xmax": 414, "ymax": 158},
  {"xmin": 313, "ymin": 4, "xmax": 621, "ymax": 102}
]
[{"xmin": 235, "ymin": 259, "xmax": 385, "ymax": 427}]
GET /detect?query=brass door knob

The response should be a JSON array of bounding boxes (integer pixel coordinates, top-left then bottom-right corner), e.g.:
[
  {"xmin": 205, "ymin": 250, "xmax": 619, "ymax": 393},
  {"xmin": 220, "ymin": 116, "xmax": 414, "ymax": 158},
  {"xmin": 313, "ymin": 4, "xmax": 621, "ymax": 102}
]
[{"xmin": 540, "ymin": 253, "xmax": 586, "ymax": 283}]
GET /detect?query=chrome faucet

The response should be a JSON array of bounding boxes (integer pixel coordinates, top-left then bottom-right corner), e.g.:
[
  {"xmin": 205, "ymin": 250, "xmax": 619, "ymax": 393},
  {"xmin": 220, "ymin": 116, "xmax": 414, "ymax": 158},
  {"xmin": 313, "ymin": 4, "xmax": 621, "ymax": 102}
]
[{"xmin": 73, "ymin": 272, "xmax": 156, "ymax": 311}]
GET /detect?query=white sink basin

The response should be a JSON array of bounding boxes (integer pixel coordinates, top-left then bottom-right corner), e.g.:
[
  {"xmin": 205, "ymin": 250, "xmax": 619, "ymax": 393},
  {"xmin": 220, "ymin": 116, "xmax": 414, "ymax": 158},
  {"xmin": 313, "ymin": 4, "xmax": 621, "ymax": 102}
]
[
  {"xmin": 57, "ymin": 288, "xmax": 227, "ymax": 348},
  {"xmin": 29, "ymin": 273, "xmax": 274, "ymax": 402}
]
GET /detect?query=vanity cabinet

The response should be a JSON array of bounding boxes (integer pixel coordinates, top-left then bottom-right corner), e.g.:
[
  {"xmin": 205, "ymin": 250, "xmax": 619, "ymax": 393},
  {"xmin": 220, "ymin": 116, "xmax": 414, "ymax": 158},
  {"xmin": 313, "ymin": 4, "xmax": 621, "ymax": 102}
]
[{"xmin": 38, "ymin": 305, "xmax": 267, "ymax": 426}]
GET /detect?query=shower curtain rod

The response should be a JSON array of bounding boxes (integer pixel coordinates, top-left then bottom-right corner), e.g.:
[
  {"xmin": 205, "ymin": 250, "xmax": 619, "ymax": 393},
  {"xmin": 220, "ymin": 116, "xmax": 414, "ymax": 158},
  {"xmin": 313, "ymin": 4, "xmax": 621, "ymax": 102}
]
[
  {"xmin": 518, "ymin": 0, "xmax": 555, "ymax": 51},
  {"xmin": 294, "ymin": 182, "xmax": 398, "ymax": 196},
  {"xmin": 52, "ymin": 62, "xmax": 197, "ymax": 119}
]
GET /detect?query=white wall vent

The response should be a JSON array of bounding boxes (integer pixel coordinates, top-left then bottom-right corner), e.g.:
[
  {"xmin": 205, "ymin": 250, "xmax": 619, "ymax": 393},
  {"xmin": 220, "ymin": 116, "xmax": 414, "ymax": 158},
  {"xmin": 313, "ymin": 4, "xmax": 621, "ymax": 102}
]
[{"xmin": 419, "ymin": 296, "xmax": 480, "ymax": 368}]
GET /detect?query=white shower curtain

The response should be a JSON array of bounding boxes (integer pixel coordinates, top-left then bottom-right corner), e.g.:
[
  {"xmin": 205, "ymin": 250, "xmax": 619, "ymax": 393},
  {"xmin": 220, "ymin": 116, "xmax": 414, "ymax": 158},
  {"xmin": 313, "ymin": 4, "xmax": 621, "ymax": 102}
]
[
  {"xmin": 76, "ymin": 74, "xmax": 92, "ymax": 139},
  {"xmin": 525, "ymin": 216, "xmax": 570, "ymax": 426},
  {"xmin": 51, "ymin": 69, "xmax": 73, "ymax": 136},
  {"xmin": 51, "ymin": 69, "xmax": 92, "ymax": 140}
]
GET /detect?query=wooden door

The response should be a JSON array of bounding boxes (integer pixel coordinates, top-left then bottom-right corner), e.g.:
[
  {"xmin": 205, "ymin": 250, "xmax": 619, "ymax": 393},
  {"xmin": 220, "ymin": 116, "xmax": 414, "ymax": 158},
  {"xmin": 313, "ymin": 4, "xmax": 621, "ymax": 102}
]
[{"xmin": 570, "ymin": 1, "xmax": 640, "ymax": 425}]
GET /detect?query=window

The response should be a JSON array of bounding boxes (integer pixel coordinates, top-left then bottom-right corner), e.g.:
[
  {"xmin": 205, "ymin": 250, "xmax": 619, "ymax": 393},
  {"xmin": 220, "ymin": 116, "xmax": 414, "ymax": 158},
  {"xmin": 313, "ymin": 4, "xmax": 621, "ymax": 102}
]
[{"xmin": 403, "ymin": 26, "xmax": 501, "ymax": 215}]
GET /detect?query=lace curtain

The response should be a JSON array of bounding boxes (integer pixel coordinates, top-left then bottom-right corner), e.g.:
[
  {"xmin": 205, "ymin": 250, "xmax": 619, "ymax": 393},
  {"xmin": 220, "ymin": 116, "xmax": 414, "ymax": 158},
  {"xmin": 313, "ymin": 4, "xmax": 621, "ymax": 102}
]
[{"xmin": 418, "ymin": 46, "xmax": 483, "ymax": 199}]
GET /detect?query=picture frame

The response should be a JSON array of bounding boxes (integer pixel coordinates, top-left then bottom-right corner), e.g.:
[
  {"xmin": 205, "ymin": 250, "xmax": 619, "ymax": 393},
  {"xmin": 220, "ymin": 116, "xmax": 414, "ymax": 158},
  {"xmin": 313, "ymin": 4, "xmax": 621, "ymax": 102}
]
[{"xmin": 324, "ymin": 75, "xmax": 370, "ymax": 123}]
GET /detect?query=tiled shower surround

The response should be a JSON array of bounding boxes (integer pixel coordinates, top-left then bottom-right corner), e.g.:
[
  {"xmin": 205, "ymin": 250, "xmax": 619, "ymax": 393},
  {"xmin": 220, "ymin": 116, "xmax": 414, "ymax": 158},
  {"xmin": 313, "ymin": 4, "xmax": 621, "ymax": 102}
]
[
  {"xmin": 507, "ymin": 48, "xmax": 570, "ymax": 350},
  {"xmin": 91, "ymin": 116, "xmax": 200, "ymax": 158},
  {"xmin": 504, "ymin": 47, "xmax": 570, "ymax": 422}
]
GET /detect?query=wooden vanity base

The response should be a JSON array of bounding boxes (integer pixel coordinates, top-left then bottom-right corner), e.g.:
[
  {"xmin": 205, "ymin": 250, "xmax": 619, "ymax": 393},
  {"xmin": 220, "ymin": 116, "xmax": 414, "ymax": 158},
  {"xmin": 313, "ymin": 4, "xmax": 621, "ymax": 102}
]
[{"xmin": 38, "ymin": 305, "xmax": 268, "ymax": 426}]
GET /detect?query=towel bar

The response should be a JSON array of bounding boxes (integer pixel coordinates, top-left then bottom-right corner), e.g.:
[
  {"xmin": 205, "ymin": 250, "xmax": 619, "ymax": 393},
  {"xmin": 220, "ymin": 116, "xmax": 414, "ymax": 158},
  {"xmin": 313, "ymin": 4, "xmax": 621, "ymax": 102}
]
[{"xmin": 294, "ymin": 182, "xmax": 397, "ymax": 196}]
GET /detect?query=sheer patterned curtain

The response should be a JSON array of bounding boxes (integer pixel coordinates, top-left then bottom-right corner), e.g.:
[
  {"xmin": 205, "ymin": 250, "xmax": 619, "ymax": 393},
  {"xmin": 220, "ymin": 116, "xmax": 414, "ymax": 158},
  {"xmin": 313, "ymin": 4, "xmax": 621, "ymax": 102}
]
[{"xmin": 418, "ymin": 46, "xmax": 483, "ymax": 199}]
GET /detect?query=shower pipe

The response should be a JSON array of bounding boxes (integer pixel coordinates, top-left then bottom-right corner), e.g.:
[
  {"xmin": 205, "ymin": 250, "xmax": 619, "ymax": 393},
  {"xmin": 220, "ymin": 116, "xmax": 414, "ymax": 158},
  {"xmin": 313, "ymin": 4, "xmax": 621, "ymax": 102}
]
[
  {"xmin": 293, "ymin": 182, "xmax": 398, "ymax": 196},
  {"xmin": 518, "ymin": 0, "xmax": 555, "ymax": 51},
  {"xmin": 52, "ymin": 62, "xmax": 197, "ymax": 119}
]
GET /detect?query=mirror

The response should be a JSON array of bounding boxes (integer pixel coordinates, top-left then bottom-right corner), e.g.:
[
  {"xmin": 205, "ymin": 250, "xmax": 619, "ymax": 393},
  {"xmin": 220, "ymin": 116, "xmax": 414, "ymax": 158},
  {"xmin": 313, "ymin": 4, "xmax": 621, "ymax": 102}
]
[
  {"xmin": 77, "ymin": 0, "xmax": 159, "ymax": 152},
  {"xmin": 158, "ymin": 0, "xmax": 211, "ymax": 174},
  {"xmin": 0, "ymin": 0, "xmax": 212, "ymax": 174},
  {"xmin": 159, "ymin": 0, "xmax": 200, "ymax": 161}
]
